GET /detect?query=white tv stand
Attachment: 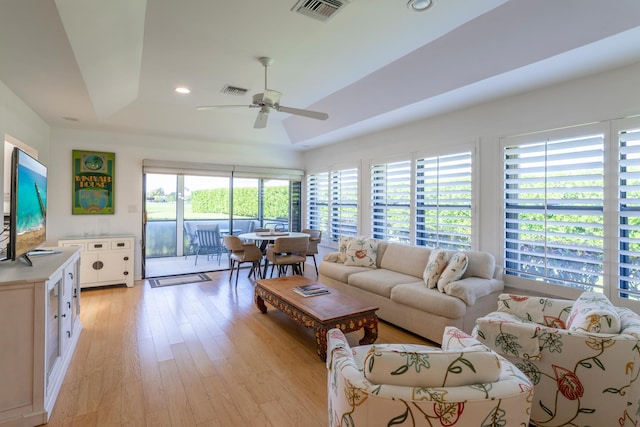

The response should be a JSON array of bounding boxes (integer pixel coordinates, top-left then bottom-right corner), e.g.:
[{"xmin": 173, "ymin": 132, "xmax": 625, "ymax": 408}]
[
  {"xmin": 0, "ymin": 247, "xmax": 81, "ymax": 426},
  {"xmin": 58, "ymin": 235, "xmax": 134, "ymax": 288}
]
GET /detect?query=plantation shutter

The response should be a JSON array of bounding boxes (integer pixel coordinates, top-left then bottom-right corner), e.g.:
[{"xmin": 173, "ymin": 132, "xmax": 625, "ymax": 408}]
[
  {"xmin": 415, "ymin": 152, "xmax": 472, "ymax": 250},
  {"xmin": 618, "ymin": 127, "xmax": 640, "ymax": 299},
  {"xmin": 504, "ymin": 133, "xmax": 604, "ymax": 289},
  {"xmin": 330, "ymin": 168, "xmax": 358, "ymax": 242},
  {"xmin": 306, "ymin": 172, "xmax": 329, "ymax": 238},
  {"xmin": 371, "ymin": 160, "xmax": 411, "ymax": 243}
]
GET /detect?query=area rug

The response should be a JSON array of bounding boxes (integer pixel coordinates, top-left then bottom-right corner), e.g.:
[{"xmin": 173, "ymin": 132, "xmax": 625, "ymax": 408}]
[{"xmin": 148, "ymin": 273, "xmax": 212, "ymax": 288}]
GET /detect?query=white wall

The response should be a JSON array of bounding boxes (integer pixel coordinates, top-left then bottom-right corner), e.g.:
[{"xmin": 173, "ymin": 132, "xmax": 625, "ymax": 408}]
[
  {"xmin": 303, "ymin": 60, "xmax": 640, "ymax": 275},
  {"xmin": 0, "ymin": 80, "xmax": 50, "ymax": 219},
  {"xmin": 46, "ymin": 128, "xmax": 304, "ymax": 279}
]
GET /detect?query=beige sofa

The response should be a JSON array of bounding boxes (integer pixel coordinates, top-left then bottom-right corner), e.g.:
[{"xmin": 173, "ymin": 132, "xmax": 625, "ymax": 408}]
[{"xmin": 318, "ymin": 241, "xmax": 503, "ymax": 344}]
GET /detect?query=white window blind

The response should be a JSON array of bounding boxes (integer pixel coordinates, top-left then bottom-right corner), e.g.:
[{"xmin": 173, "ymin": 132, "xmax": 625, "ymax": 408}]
[
  {"xmin": 306, "ymin": 172, "xmax": 329, "ymax": 238},
  {"xmin": 330, "ymin": 168, "xmax": 358, "ymax": 242},
  {"xmin": 504, "ymin": 133, "xmax": 604, "ymax": 290},
  {"xmin": 371, "ymin": 160, "xmax": 411, "ymax": 243},
  {"xmin": 415, "ymin": 152, "xmax": 472, "ymax": 250},
  {"xmin": 618, "ymin": 127, "xmax": 640, "ymax": 300}
]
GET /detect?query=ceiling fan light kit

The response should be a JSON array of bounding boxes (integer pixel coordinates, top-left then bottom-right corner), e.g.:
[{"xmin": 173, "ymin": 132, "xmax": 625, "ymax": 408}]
[{"xmin": 197, "ymin": 57, "xmax": 329, "ymax": 129}]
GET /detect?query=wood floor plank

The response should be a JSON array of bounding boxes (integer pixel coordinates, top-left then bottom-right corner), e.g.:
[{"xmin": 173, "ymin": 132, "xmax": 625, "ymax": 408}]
[{"xmin": 45, "ymin": 265, "xmax": 433, "ymax": 426}]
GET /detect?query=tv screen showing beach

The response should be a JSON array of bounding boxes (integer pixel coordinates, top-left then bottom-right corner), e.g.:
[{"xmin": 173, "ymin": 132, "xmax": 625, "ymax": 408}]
[{"xmin": 12, "ymin": 149, "xmax": 47, "ymax": 258}]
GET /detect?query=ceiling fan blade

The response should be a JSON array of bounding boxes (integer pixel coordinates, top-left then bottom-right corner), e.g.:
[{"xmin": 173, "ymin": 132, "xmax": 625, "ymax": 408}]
[
  {"xmin": 254, "ymin": 107, "xmax": 269, "ymax": 129},
  {"xmin": 196, "ymin": 105, "xmax": 252, "ymax": 110},
  {"xmin": 277, "ymin": 105, "xmax": 329, "ymax": 120}
]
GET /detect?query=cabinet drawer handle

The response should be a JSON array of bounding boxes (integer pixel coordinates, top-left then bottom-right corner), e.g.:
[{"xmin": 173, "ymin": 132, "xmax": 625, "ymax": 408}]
[
  {"xmin": 92, "ymin": 260, "xmax": 104, "ymax": 270},
  {"xmin": 94, "ymin": 244, "xmax": 103, "ymax": 249},
  {"xmin": 124, "ymin": 271, "xmax": 129, "ymax": 276},
  {"xmin": 117, "ymin": 242, "xmax": 125, "ymax": 247},
  {"xmin": 124, "ymin": 256, "xmax": 129, "ymax": 261},
  {"xmin": 67, "ymin": 331, "xmax": 71, "ymax": 338}
]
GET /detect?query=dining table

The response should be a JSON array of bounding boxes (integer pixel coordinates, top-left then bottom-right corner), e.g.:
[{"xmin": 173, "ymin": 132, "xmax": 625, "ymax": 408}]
[{"xmin": 238, "ymin": 231, "xmax": 310, "ymax": 278}]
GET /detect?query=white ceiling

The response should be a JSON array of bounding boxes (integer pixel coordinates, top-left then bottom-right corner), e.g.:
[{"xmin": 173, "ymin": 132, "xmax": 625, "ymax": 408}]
[{"xmin": 1, "ymin": 0, "xmax": 640, "ymax": 151}]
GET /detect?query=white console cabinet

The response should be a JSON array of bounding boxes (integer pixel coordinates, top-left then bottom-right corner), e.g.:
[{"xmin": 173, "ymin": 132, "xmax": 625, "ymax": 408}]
[
  {"xmin": 0, "ymin": 247, "xmax": 81, "ymax": 427},
  {"xmin": 58, "ymin": 235, "xmax": 134, "ymax": 288}
]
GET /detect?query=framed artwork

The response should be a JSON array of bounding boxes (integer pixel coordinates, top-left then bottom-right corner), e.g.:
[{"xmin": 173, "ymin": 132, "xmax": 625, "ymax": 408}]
[{"xmin": 72, "ymin": 150, "xmax": 115, "ymax": 215}]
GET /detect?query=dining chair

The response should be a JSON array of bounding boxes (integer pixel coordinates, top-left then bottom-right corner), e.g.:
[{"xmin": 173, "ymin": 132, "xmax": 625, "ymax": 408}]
[
  {"xmin": 252, "ymin": 228, "xmax": 272, "ymax": 253},
  {"xmin": 301, "ymin": 228, "xmax": 321, "ymax": 276},
  {"xmin": 222, "ymin": 235, "xmax": 264, "ymax": 286},
  {"xmin": 194, "ymin": 225, "xmax": 223, "ymax": 265},
  {"xmin": 183, "ymin": 223, "xmax": 198, "ymax": 259},
  {"xmin": 265, "ymin": 235, "xmax": 309, "ymax": 277}
]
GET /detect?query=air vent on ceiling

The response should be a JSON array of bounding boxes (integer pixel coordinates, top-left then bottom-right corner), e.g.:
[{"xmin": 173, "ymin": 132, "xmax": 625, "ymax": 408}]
[
  {"xmin": 291, "ymin": 0, "xmax": 348, "ymax": 22},
  {"xmin": 220, "ymin": 85, "xmax": 248, "ymax": 96}
]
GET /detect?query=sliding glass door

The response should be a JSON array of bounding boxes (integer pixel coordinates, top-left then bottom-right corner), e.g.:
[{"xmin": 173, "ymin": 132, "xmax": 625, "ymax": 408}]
[
  {"xmin": 144, "ymin": 173, "xmax": 231, "ymax": 277},
  {"xmin": 143, "ymin": 170, "xmax": 302, "ymax": 278}
]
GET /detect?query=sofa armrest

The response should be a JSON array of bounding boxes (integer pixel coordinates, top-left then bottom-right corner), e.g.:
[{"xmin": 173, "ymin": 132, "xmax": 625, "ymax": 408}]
[
  {"xmin": 323, "ymin": 252, "xmax": 341, "ymax": 263},
  {"xmin": 443, "ymin": 277, "xmax": 503, "ymax": 305},
  {"xmin": 326, "ymin": 329, "xmax": 371, "ymax": 389},
  {"xmin": 617, "ymin": 307, "xmax": 640, "ymax": 339}
]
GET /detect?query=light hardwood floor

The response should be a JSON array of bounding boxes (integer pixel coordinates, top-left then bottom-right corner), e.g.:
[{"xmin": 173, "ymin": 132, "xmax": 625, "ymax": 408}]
[{"xmin": 45, "ymin": 266, "xmax": 432, "ymax": 427}]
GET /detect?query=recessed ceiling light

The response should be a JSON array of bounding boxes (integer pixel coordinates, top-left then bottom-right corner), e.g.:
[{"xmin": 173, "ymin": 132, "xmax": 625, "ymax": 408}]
[
  {"xmin": 175, "ymin": 86, "xmax": 191, "ymax": 94},
  {"xmin": 407, "ymin": 0, "xmax": 432, "ymax": 12}
]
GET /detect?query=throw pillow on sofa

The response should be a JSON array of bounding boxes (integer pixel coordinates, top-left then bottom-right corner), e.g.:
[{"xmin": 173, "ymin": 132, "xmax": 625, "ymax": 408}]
[
  {"xmin": 437, "ymin": 252, "xmax": 468, "ymax": 292},
  {"xmin": 344, "ymin": 237, "xmax": 379, "ymax": 268},
  {"xmin": 423, "ymin": 249, "xmax": 448, "ymax": 288},
  {"xmin": 363, "ymin": 344, "xmax": 502, "ymax": 387},
  {"xmin": 566, "ymin": 291, "xmax": 621, "ymax": 334},
  {"xmin": 337, "ymin": 236, "xmax": 354, "ymax": 263}
]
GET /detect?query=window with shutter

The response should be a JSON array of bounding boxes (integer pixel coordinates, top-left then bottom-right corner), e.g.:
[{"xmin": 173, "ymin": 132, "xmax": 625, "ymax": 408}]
[
  {"xmin": 306, "ymin": 172, "xmax": 329, "ymax": 238},
  {"xmin": 330, "ymin": 168, "xmax": 358, "ymax": 242},
  {"xmin": 415, "ymin": 152, "xmax": 472, "ymax": 250},
  {"xmin": 618, "ymin": 126, "xmax": 640, "ymax": 300},
  {"xmin": 503, "ymin": 132, "xmax": 604, "ymax": 290},
  {"xmin": 371, "ymin": 160, "xmax": 411, "ymax": 242}
]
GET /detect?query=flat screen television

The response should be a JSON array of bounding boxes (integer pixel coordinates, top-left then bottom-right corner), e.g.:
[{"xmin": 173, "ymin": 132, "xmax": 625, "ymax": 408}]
[{"xmin": 7, "ymin": 147, "xmax": 47, "ymax": 265}]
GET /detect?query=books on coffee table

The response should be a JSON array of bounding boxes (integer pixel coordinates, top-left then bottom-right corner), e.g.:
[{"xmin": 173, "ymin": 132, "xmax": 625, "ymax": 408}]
[{"xmin": 293, "ymin": 283, "xmax": 330, "ymax": 297}]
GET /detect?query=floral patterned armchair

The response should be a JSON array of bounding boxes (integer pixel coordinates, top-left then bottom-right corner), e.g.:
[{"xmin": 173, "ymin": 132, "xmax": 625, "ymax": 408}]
[
  {"xmin": 327, "ymin": 326, "xmax": 533, "ymax": 427},
  {"xmin": 473, "ymin": 293, "xmax": 640, "ymax": 427}
]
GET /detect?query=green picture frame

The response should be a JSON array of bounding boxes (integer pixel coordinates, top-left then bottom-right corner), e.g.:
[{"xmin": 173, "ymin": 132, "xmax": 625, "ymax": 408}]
[{"xmin": 72, "ymin": 150, "xmax": 115, "ymax": 215}]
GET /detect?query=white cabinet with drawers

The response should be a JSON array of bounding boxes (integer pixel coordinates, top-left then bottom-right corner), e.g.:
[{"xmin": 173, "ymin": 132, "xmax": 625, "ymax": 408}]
[
  {"xmin": 58, "ymin": 235, "xmax": 134, "ymax": 288},
  {"xmin": 0, "ymin": 247, "xmax": 81, "ymax": 426}
]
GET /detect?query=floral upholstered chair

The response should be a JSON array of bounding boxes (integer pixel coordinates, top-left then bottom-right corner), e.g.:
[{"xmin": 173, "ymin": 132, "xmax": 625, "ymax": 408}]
[
  {"xmin": 473, "ymin": 292, "xmax": 640, "ymax": 427},
  {"xmin": 327, "ymin": 326, "xmax": 533, "ymax": 427}
]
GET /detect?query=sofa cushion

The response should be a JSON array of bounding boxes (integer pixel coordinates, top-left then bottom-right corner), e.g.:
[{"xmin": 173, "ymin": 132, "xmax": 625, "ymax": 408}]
[
  {"xmin": 567, "ymin": 291, "xmax": 621, "ymax": 334},
  {"xmin": 462, "ymin": 251, "xmax": 496, "ymax": 280},
  {"xmin": 348, "ymin": 269, "xmax": 419, "ymax": 298},
  {"xmin": 390, "ymin": 282, "xmax": 467, "ymax": 319},
  {"xmin": 318, "ymin": 261, "xmax": 373, "ymax": 283},
  {"xmin": 444, "ymin": 277, "xmax": 504, "ymax": 306},
  {"xmin": 344, "ymin": 237, "xmax": 379, "ymax": 268},
  {"xmin": 423, "ymin": 249, "xmax": 448, "ymax": 289},
  {"xmin": 379, "ymin": 243, "xmax": 431, "ymax": 277},
  {"xmin": 363, "ymin": 344, "xmax": 502, "ymax": 387},
  {"xmin": 437, "ymin": 252, "xmax": 468, "ymax": 292}
]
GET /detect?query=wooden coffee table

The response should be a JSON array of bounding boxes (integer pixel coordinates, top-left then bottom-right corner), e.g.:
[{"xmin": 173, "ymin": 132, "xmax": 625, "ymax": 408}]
[{"xmin": 254, "ymin": 276, "xmax": 379, "ymax": 361}]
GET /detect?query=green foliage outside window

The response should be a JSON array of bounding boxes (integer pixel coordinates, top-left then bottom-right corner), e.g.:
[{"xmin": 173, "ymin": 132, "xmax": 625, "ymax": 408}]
[{"xmin": 192, "ymin": 186, "xmax": 289, "ymax": 218}]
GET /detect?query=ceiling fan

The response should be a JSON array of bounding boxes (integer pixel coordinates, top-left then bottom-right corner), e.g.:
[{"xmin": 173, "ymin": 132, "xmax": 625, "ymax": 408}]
[{"xmin": 196, "ymin": 57, "xmax": 329, "ymax": 129}]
